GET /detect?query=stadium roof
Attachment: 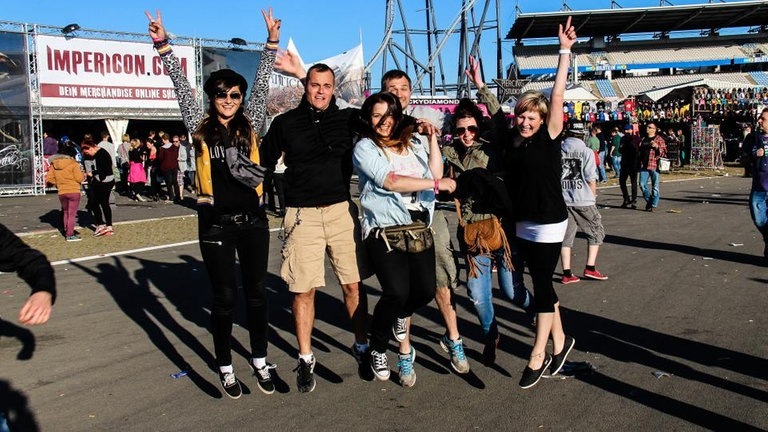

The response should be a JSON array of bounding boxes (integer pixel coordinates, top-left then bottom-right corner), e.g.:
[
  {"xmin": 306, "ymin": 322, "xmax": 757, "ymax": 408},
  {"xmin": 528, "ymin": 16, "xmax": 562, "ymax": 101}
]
[{"xmin": 507, "ymin": 0, "xmax": 768, "ymax": 40}]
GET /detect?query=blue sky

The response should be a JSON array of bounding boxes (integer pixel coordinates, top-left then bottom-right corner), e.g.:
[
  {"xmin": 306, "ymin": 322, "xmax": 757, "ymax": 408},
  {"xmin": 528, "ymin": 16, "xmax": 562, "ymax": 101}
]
[{"xmin": 2, "ymin": 0, "xmax": 743, "ymax": 90}]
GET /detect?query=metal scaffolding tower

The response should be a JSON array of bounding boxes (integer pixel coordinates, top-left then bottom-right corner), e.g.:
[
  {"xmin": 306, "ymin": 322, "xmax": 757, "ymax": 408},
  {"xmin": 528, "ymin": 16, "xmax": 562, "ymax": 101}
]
[{"xmin": 365, "ymin": 0, "xmax": 503, "ymax": 98}]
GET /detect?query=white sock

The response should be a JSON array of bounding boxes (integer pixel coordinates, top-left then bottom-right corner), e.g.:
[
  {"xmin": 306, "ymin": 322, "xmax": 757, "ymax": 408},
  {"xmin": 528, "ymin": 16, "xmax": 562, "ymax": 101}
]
[
  {"xmin": 298, "ymin": 352, "xmax": 314, "ymax": 363},
  {"xmin": 253, "ymin": 357, "xmax": 266, "ymax": 369},
  {"xmin": 219, "ymin": 364, "xmax": 233, "ymax": 374}
]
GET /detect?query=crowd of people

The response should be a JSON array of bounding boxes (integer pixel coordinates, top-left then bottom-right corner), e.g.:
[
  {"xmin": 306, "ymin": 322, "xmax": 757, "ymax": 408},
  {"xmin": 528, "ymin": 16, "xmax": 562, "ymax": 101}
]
[
  {"xmin": 21, "ymin": 8, "xmax": 767, "ymax": 405},
  {"xmin": 146, "ymin": 10, "xmax": 588, "ymax": 397},
  {"xmin": 42, "ymin": 127, "xmax": 202, "ymax": 240}
]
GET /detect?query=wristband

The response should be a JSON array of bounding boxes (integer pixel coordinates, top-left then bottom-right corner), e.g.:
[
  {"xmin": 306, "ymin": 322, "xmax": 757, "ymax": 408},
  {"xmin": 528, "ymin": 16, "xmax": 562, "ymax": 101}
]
[
  {"xmin": 267, "ymin": 39, "xmax": 279, "ymax": 44},
  {"xmin": 433, "ymin": 179, "xmax": 439, "ymax": 194},
  {"xmin": 559, "ymin": 49, "xmax": 571, "ymax": 55},
  {"xmin": 155, "ymin": 43, "xmax": 172, "ymax": 56}
]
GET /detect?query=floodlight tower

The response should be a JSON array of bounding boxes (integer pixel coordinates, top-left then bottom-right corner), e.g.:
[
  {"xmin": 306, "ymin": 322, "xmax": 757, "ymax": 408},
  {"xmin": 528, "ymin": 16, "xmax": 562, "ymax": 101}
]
[{"xmin": 365, "ymin": 0, "xmax": 503, "ymax": 98}]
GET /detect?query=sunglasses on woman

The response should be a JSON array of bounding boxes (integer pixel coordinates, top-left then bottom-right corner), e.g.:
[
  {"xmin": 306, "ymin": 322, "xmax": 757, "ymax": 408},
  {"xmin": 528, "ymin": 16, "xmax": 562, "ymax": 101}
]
[
  {"xmin": 214, "ymin": 91, "xmax": 242, "ymax": 101},
  {"xmin": 455, "ymin": 125, "xmax": 479, "ymax": 135}
]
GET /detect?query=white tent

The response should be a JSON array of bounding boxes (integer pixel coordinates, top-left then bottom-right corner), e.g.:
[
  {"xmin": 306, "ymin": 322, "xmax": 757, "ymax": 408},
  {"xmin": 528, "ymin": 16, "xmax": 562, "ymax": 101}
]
[
  {"xmin": 640, "ymin": 78, "xmax": 745, "ymax": 101},
  {"xmin": 539, "ymin": 84, "xmax": 604, "ymax": 101}
]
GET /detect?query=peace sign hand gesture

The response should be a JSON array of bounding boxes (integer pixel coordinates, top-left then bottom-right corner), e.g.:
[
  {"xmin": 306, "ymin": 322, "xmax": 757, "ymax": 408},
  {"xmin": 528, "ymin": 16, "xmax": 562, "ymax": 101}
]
[
  {"xmin": 145, "ymin": 10, "xmax": 167, "ymax": 42},
  {"xmin": 261, "ymin": 7, "xmax": 281, "ymax": 42}
]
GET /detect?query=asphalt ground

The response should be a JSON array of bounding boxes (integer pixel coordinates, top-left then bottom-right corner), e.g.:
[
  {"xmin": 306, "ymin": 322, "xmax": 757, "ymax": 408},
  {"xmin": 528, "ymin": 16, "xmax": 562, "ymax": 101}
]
[{"xmin": 1, "ymin": 173, "xmax": 766, "ymax": 431}]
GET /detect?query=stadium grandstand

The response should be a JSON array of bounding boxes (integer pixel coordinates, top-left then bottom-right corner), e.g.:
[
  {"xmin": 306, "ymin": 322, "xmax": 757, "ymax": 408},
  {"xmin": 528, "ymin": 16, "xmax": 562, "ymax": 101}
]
[
  {"xmin": 506, "ymin": 0, "xmax": 768, "ymax": 100},
  {"xmin": 503, "ymin": 0, "xmax": 768, "ymax": 167}
]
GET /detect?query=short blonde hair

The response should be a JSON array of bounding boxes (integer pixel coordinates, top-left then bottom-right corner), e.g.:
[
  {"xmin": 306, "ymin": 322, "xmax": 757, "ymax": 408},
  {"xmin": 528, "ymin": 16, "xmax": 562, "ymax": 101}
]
[
  {"xmin": 514, "ymin": 90, "xmax": 549, "ymax": 118},
  {"xmin": 122, "ymin": 133, "xmax": 130, "ymax": 142}
]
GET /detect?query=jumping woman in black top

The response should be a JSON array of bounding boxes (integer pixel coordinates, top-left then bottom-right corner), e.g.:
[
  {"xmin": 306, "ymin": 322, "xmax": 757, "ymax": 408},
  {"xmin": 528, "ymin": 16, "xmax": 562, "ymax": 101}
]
[{"xmin": 147, "ymin": 7, "xmax": 281, "ymax": 399}]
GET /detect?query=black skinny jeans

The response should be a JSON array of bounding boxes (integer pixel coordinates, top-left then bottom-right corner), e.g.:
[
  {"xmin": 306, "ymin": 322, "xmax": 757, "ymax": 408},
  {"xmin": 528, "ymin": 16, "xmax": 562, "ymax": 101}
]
[
  {"xmin": 517, "ymin": 238, "xmax": 561, "ymax": 313},
  {"xmin": 89, "ymin": 180, "xmax": 114, "ymax": 226},
  {"xmin": 199, "ymin": 218, "xmax": 270, "ymax": 365},
  {"xmin": 619, "ymin": 166, "xmax": 638, "ymax": 204},
  {"xmin": 366, "ymin": 235, "xmax": 436, "ymax": 353}
]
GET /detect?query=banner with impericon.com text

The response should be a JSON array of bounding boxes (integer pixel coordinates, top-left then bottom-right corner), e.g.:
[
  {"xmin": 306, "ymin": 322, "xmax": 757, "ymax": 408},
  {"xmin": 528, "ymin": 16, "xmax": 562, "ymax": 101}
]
[{"xmin": 36, "ymin": 35, "xmax": 196, "ymax": 109}]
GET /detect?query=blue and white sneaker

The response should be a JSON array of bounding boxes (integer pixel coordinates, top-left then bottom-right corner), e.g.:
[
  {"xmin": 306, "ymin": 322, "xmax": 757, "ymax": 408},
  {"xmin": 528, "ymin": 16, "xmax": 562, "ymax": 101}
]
[
  {"xmin": 439, "ymin": 334, "xmax": 470, "ymax": 374},
  {"xmin": 397, "ymin": 347, "xmax": 416, "ymax": 387}
]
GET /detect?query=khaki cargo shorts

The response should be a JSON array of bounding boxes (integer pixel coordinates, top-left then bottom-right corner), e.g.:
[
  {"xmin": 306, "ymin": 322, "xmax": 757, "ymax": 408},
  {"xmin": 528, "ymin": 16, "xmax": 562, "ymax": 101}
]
[{"xmin": 280, "ymin": 201, "xmax": 370, "ymax": 293}]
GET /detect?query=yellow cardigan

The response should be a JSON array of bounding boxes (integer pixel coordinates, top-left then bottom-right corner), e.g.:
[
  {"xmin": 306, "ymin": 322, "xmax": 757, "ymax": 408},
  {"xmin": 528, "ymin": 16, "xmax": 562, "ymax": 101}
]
[{"xmin": 195, "ymin": 132, "xmax": 262, "ymax": 206}]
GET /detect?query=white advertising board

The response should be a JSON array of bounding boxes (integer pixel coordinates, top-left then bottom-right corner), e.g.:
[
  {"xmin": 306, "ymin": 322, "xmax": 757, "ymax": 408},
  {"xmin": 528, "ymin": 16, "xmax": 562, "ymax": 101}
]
[{"xmin": 36, "ymin": 35, "xmax": 196, "ymax": 109}]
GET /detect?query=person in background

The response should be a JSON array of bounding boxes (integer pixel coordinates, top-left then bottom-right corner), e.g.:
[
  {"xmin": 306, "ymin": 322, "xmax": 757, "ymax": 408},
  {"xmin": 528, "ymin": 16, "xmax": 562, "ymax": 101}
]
[
  {"xmin": 638, "ymin": 122, "xmax": 666, "ymax": 212},
  {"xmin": 148, "ymin": 7, "xmax": 280, "ymax": 399},
  {"xmin": 559, "ymin": 130, "xmax": 608, "ymax": 284},
  {"xmin": 747, "ymin": 107, "xmax": 768, "ymax": 262},
  {"xmin": 46, "ymin": 141, "xmax": 86, "ymax": 241},
  {"xmin": 80, "ymin": 134, "xmax": 97, "ymax": 223},
  {"xmin": 619, "ymin": 123, "xmax": 641, "ymax": 209},
  {"xmin": 144, "ymin": 138, "xmax": 157, "ymax": 200},
  {"xmin": 127, "ymin": 138, "xmax": 148, "ymax": 202},
  {"xmin": 177, "ymin": 133, "xmax": 193, "ymax": 193},
  {"xmin": 677, "ymin": 129, "xmax": 687, "ymax": 166},
  {"xmin": 155, "ymin": 133, "xmax": 181, "ymax": 203},
  {"xmin": 81, "ymin": 140, "xmax": 115, "ymax": 236},
  {"xmin": 586, "ymin": 125, "xmax": 603, "ymax": 182},
  {"xmin": 42, "ymin": 131, "xmax": 59, "ymax": 159},
  {"xmin": 609, "ymin": 127, "xmax": 622, "ymax": 179},
  {"xmin": 180, "ymin": 133, "xmax": 196, "ymax": 193},
  {"xmin": 271, "ymin": 153, "xmax": 287, "ymax": 217},
  {"xmin": 117, "ymin": 133, "xmax": 131, "ymax": 193},
  {"xmin": 741, "ymin": 124, "xmax": 754, "ymax": 178},
  {"xmin": 97, "ymin": 130, "xmax": 117, "ymax": 169}
]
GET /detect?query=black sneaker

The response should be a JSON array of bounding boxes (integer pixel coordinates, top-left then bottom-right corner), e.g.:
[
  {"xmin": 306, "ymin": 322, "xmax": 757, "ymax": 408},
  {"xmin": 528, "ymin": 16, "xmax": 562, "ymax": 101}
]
[
  {"xmin": 518, "ymin": 354, "xmax": 552, "ymax": 389},
  {"xmin": 370, "ymin": 349, "xmax": 390, "ymax": 381},
  {"xmin": 295, "ymin": 357, "xmax": 316, "ymax": 393},
  {"xmin": 392, "ymin": 317, "xmax": 407, "ymax": 342},
  {"xmin": 218, "ymin": 371, "xmax": 242, "ymax": 399},
  {"xmin": 250, "ymin": 362, "xmax": 276, "ymax": 395},
  {"xmin": 550, "ymin": 335, "xmax": 575, "ymax": 376}
]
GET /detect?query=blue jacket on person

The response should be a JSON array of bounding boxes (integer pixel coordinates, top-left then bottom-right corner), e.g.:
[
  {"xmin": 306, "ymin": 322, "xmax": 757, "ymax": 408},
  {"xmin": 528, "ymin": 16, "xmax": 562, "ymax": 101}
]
[{"xmin": 352, "ymin": 135, "xmax": 436, "ymax": 238}]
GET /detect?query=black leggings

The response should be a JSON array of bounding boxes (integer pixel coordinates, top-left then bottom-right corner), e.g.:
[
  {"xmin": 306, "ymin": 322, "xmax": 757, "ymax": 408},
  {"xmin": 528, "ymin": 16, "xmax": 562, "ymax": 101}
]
[
  {"xmin": 366, "ymin": 235, "xmax": 436, "ymax": 353},
  {"xmin": 90, "ymin": 181, "xmax": 114, "ymax": 226},
  {"xmin": 517, "ymin": 238, "xmax": 561, "ymax": 313},
  {"xmin": 199, "ymin": 219, "xmax": 269, "ymax": 365}
]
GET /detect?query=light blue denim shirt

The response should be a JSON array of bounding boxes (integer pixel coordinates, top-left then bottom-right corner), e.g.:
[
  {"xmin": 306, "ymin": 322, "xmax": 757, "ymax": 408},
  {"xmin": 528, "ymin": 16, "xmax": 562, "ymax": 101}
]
[{"xmin": 353, "ymin": 136, "xmax": 436, "ymax": 238}]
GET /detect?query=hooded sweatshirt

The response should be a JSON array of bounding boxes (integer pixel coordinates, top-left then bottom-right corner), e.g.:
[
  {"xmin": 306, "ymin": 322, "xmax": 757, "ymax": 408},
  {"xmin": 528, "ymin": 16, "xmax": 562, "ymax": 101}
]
[{"xmin": 47, "ymin": 155, "xmax": 85, "ymax": 195}]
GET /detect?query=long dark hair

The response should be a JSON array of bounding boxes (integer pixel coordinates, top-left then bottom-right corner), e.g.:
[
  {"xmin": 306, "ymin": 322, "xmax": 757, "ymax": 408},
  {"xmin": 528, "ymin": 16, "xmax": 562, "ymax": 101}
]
[
  {"xmin": 359, "ymin": 92, "xmax": 413, "ymax": 153},
  {"xmin": 192, "ymin": 77, "xmax": 253, "ymax": 154}
]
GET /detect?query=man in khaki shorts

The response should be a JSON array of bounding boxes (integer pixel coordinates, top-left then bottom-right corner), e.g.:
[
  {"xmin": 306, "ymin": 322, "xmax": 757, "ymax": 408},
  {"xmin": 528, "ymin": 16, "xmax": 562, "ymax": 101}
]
[{"xmin": 262, "ymin": 63, "xmax": 370, "ymax": 393}]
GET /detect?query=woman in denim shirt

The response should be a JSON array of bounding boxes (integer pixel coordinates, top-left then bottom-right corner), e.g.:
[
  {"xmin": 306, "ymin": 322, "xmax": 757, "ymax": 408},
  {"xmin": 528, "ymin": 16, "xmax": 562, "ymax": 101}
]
[{"xmin": 352, "ymin": 92, "xmax": 455, "ymax": 387}]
